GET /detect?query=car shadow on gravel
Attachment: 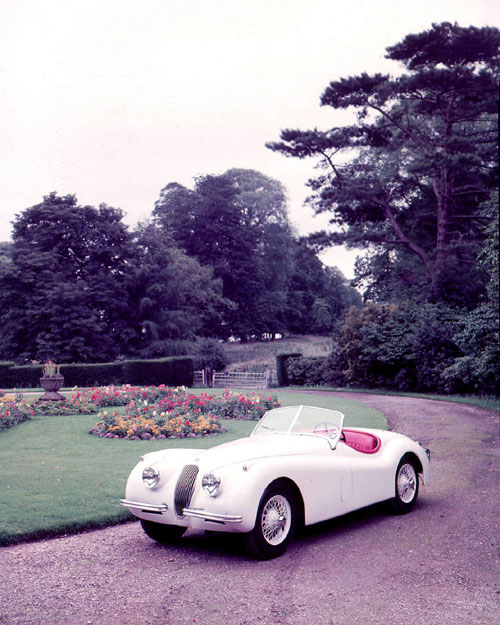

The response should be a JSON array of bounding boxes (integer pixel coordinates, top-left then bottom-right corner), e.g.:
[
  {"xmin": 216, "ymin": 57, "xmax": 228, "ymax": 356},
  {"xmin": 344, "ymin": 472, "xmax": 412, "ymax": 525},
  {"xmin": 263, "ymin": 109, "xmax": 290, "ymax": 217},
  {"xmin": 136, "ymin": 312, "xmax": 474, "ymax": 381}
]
[
  {"xmin": 144, "ymin": 529, "xmax": 250, "ymax": 560},
  {"xmin": 136, "ymin": 499, "xmax": 429, "ymax": 561}
]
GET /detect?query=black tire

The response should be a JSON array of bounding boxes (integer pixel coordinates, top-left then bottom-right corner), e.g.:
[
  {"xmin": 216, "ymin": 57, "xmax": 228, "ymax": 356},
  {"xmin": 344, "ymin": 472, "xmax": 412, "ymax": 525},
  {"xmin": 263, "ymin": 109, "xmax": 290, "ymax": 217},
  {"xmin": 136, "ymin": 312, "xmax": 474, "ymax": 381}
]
[
  {"xmin": 140, "ymin": 519, "xmax": 187, "ymax": 543},
  {"xmin": 243, "ymin": 483, "xmax": 296, "ymax": 560},
  {"xmin": 389, "ymin": 455, "xmax": 420, "ymax": 514}
]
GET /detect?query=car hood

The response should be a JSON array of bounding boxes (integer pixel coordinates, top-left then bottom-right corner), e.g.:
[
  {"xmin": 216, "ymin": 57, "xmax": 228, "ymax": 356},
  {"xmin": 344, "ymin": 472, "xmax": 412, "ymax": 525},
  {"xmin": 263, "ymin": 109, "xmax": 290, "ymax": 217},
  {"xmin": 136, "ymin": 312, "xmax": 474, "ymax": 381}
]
[{"xmin": 186, "ymin": 434, "xmax": 328, "ymax": 470}]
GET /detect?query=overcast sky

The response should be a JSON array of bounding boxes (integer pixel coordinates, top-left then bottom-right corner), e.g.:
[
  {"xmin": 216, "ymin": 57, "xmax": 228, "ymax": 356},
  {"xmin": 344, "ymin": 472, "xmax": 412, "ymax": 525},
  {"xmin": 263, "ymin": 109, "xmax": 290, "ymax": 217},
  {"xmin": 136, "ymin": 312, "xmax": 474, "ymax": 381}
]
[{"xmin": 1, "ymin": 0, "xmax": 497, "ymax": 277}]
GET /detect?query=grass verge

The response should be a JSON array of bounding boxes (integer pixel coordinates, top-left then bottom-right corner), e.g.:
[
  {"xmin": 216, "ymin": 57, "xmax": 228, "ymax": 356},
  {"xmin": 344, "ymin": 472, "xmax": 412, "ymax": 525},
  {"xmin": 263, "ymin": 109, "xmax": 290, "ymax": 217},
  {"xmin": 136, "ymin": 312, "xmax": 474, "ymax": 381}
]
[
  {"xmin": 0, "ymin": 390, "xmax": 384, "ymax": 546},
  {"xmin": 285, "ymin": 386, "xmax": 499, "ymax": 412}
]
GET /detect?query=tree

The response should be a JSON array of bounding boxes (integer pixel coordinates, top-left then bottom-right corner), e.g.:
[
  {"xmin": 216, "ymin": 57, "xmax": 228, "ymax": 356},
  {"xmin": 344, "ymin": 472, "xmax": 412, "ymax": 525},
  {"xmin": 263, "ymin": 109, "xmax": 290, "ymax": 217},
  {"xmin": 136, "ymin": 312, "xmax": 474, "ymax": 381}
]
[
  {"xmin": 441, "ymin": 192, "xmax": 499, "ymax": 393},
  {"xmin": 268, "ymin": 23, "xmax": 499, "ymax": 307},
  {"xmin": 128, "ymin": 223, "xmax": 232, "ymax": 351},
  {"xmin": 0, "ymin": 193, "xmax": 134, "ymax": 362},
  {"xmin": 285, "ymin": 239, "xmax": 361, "ymax": 335},
  {"xmin": 154, "ymin": 170, "xmax": 296, "ymax": 338}
]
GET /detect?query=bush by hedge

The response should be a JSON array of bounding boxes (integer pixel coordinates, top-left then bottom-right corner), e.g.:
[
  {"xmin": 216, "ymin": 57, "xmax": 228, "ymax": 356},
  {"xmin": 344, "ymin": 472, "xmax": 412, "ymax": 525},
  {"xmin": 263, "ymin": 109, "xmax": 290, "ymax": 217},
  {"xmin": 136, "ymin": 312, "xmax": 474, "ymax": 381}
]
[
  {"xmin": 275, "ymin": 353, "xmax": 302, "ymax": 386},
  {"xmin": 285, "ymin": 356, "xmax": 329, "ymax": 386}
]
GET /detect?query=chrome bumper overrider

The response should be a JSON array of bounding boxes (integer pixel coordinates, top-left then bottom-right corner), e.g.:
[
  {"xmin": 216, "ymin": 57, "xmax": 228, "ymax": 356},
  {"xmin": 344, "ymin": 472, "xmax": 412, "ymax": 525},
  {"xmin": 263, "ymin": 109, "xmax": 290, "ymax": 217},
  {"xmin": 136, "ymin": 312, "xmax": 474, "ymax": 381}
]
[
  {"xmin": 120, "ymin": 499, "xmax": 168, "ymax": 513},
  {"xmin": 119, "ymin": 499, "xmax": 242, "ymax": 524},
  {"xmin": 182, "ymin": 508, "xmax": 242, "ymax": 523}
]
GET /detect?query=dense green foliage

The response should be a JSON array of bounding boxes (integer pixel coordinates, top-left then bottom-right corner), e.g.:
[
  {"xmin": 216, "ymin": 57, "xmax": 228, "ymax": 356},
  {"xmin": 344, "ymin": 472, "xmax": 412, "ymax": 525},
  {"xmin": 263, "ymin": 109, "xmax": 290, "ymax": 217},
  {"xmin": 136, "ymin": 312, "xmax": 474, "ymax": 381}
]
[
  {"xmin": 153, "ymin": 169, "xmax": 359, "ymax": 339},
  {"xmin": 0, "ymin": 24, "xmax": 496, "ymax": 396},
  {"xmin": 268, "ymin": 22, "xmax": 499, "ymax": 309},
  {"xmin": 268, "ymin": 23, "xmax": 499, "ymax": 396},
  {"xmin": 0, "ymin": 170, "xmax": 357, "ymax": 363},
  {"xmin": 193, "ymin": 339, "xmax": 229, "ymax": 372},
  {"xmin": 284, "ymin": 296, "xmax": 498, "ymax": 395}
]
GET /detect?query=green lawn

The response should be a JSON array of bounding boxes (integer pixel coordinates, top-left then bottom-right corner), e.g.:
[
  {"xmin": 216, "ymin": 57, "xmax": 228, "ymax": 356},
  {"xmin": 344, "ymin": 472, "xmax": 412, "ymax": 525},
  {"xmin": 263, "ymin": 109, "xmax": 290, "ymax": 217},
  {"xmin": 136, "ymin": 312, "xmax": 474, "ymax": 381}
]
[{"xmin": 0, "ymin": 390, "xmax": 385, "ymax": 545}]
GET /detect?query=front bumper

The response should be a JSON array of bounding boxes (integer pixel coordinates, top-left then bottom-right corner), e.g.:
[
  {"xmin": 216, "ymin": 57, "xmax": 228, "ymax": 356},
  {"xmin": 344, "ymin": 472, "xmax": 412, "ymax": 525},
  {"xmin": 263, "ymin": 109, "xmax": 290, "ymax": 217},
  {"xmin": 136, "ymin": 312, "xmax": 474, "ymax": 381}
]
[{"xmin": 119, "ymin": 498, "xmax": 243, "ymax": 524}]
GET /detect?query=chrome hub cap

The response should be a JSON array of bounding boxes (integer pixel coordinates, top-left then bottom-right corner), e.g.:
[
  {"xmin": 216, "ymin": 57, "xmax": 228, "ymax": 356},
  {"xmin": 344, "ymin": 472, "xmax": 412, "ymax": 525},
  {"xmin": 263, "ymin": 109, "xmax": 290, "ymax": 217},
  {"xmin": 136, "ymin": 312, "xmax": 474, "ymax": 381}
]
[
  {"xmin": 397, "ymin": 463, "xmax": 417, "ymax": 503},
  {"xmin": 261, "ymin": 495, "xmax": 292, "ymax": 545}
]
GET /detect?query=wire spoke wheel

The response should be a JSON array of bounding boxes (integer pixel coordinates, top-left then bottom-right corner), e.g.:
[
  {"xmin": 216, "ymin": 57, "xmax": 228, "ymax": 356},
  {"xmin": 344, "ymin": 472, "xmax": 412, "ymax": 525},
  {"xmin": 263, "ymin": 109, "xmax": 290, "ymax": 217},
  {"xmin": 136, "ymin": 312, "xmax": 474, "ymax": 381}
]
[
  {"xmin": 397, "ymin": 463, "xmax": 417, "ymax": 504},
  {"xmin": 244, "ymin": 483, "xmax": 297, "ymax": 559},
  {"xmin": 390, "ymin": 455, "xmax": 420, "ymax": 514},
  {"xmin": 260, "ymin": 495, "xmax": 292, "ymax": 546}
]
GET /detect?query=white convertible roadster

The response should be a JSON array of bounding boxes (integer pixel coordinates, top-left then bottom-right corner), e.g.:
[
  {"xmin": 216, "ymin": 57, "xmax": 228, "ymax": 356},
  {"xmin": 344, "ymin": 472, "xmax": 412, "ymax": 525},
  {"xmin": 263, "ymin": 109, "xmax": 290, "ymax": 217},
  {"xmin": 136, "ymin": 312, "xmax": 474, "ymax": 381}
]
[{"xmin": 120, "ymin": 405, "xmax": 430, "ymax": 559}]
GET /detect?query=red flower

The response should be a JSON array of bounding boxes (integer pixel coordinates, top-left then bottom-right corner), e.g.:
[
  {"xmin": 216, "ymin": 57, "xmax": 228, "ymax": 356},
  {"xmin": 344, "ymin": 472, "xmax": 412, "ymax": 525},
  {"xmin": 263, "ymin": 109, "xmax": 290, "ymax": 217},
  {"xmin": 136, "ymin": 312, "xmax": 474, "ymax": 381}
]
[{"xmin": 185, "ymin": 420, "xmax": 190, "ymax": 426}]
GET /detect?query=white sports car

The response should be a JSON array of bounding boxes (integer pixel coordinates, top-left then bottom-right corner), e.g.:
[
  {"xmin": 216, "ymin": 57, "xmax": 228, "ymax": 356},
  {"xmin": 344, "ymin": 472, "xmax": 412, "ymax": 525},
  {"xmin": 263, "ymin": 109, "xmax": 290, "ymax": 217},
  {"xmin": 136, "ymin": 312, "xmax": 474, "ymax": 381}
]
[{"xmin": 120, "ymin": 405, "xmax": 430, "ymax": 559}]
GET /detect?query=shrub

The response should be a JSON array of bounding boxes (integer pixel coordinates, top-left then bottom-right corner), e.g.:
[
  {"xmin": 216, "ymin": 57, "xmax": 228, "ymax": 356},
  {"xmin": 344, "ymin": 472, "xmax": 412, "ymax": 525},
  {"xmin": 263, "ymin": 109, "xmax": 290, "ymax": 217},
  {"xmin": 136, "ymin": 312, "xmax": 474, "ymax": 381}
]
[
  {"xmin": 276, "ymin": 353, "xmax": 302, "ymax": 386},
  {"xmin": 193, "ymin": 339, "xmax": 228, "ymax": 372},
  {"xmin": 335, "ymin": 302, "xmax": 464, "ymax": 392},
  {"xmin": 285, "ymin": 357, "xmax": 330, "ymax": 386},
  {"xmin": 138, "ymin": 340, "xmax": 194, "ymax": 359},
  {"xmin": 31, "ymin": 399, "xmax": 97, "ymax": 416}
]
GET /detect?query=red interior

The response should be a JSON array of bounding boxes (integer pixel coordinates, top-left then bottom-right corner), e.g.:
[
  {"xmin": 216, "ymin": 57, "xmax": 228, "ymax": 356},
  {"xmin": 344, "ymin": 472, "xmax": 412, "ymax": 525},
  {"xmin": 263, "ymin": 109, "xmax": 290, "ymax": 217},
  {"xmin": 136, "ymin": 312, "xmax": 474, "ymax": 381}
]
[{"xmin": 342, "ymin": 428, "xmax": 381, "ymax": 454}]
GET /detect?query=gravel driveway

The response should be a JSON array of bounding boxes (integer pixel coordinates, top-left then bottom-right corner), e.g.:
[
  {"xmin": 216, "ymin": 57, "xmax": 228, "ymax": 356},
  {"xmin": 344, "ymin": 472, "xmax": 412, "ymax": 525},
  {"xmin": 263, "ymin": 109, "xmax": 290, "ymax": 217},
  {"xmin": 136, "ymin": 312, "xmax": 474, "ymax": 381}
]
[{"xmin": 1, "ymin": 393, "xmax": 499, "ymax": 625}]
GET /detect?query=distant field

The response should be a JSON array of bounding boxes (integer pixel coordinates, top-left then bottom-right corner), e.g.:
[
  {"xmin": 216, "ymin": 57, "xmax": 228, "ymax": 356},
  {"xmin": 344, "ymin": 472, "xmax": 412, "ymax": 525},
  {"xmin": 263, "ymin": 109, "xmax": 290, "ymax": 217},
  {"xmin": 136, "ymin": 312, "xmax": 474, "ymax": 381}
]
[{"xmin": 225, "ymin": 335, "xmax": 332, "ymax": 371}]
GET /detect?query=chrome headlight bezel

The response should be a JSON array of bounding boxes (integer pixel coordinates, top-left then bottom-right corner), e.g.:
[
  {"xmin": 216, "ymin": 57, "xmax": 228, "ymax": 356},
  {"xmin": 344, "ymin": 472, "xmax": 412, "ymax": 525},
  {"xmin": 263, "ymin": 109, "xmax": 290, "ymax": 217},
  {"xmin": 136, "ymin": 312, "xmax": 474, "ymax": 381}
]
[
  {"xmin": 202, "ymin": 472, "xmax": 221, "ymax": 497},
  {"xmin": 142, "ymin": 466, "xmax": 160, "ymax": 489}
]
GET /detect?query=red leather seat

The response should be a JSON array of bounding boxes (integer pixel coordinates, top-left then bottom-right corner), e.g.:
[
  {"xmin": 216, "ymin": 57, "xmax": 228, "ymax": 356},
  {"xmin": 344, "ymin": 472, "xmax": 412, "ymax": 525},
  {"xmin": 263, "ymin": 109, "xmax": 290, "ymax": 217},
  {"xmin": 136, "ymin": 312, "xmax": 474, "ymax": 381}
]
[{"xmin": 343, "ymin": 428, "xmax": 381, "ymax": 454}]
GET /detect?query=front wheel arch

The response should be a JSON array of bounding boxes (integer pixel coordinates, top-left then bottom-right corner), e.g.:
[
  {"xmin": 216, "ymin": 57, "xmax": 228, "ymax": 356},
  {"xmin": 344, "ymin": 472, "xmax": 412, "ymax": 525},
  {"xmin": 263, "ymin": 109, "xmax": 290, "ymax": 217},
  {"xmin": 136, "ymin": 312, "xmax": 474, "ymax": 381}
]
[
  {"xmin": 389, "ymin": 453, "xmax": 420, "ymax": 515},
  {"xmin": 266, "ymin": 478, "xmax": 305, "ymax": 528},
  {"xmin": 243, "ymin": 480, "xmax": 299, "ymax": 559}
]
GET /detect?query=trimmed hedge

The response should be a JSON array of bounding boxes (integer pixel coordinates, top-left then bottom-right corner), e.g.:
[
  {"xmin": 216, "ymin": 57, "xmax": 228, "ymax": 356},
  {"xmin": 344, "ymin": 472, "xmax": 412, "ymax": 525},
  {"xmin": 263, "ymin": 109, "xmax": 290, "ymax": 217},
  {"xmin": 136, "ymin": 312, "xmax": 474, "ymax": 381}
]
[
  {"xmin": 0, "ymin": 365, "xmax": 42, "ymax": 389},
  {"xmin": 61, "ymin": 363, "xmax": 123, "ymax": 387},
  {"xmin": 0, "ymin": 357, "xmax": 194, "ymax": 389},
  {"xmin": 275, "ymin": 353, "xmax": 302, "ymax": 386},
  {"xmin": 121, "ymin": 357, "xmax": 193, "ymax": 387}
]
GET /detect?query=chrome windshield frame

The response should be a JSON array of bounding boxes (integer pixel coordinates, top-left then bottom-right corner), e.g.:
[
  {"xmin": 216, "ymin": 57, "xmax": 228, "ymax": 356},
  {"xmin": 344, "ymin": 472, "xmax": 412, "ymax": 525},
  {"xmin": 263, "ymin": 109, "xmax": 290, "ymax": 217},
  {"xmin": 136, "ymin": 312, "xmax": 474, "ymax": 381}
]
[{"xmin": 251, "ymin": 405, "xmax": 345, "ymax": 450}]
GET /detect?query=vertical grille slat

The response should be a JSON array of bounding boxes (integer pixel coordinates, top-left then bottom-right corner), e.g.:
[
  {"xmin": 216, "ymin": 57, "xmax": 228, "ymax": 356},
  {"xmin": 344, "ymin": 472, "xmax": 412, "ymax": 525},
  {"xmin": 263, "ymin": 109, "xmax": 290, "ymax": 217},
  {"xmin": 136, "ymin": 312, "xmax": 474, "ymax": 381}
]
[{"xmin": 174, "ymin": 465, "xmax": 199, "ymax": 517}]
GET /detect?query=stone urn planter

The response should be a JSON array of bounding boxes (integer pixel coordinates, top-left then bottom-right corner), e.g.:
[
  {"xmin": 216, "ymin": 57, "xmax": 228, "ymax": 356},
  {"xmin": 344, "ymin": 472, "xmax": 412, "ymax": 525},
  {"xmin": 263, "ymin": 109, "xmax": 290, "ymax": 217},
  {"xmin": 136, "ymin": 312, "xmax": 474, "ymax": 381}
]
[{"xmin": 39, "ymin": 362, "xmax": 65, "ymax": 401}]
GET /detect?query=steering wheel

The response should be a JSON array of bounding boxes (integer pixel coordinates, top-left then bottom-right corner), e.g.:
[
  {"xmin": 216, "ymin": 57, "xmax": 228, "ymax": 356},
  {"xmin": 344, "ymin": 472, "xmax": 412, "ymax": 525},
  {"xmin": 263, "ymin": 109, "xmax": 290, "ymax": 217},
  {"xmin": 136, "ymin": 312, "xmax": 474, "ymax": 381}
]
[{"xmin": 312, "ymin": 421, "xmax": 340, "ymax": 438}]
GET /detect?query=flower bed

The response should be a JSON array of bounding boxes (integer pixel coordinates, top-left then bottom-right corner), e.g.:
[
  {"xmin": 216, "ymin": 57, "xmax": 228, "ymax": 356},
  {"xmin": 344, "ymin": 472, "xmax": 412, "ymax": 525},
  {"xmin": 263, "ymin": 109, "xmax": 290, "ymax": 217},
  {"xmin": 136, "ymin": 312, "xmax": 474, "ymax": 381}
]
[
  {"xmin": 0, "ymin": 386, "xmax": 280, "ymax": 438},
  {"xmin": 69, "ymin": 384, "xmax": 181, "ymax": 409},
  {"xmin": 0, "ymin": 394, "xmax": 34, "ymax": 432},
  {"xmin": 90, "ymin": 388, "xmax": 280, "ymax": 440}
]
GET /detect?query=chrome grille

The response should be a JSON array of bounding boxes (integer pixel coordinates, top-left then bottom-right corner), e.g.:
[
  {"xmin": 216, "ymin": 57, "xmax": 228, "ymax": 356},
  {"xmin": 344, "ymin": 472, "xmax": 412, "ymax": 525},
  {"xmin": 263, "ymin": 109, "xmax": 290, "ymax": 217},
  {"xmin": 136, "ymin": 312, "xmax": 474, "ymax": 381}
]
[{"xmin": 174, "ymin": 464, "xmax": 199, "ymax": 517}]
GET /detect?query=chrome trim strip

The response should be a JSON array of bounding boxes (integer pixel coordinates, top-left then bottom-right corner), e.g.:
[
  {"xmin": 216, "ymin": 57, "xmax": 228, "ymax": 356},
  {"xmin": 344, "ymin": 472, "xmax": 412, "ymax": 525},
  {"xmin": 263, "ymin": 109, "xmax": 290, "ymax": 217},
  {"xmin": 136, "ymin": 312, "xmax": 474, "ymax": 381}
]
[
  {"xmin": 120, "ymin": 499, "xmax": 168, "ymax": 513},
  {"xmin": 183, "ymin": 508, "xmax": 242, "ymax": 523}
]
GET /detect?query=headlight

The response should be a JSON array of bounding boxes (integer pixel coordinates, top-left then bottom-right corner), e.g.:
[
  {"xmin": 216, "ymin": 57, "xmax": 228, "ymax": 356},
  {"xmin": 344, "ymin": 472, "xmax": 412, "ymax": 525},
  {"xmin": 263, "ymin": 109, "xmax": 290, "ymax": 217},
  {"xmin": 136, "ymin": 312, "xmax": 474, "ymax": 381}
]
[
  {"xmin": 142, "ymin": 466, "xmax": 160, "ymax": 489},
  {"xmin": 202, "ymin": 472, "xmax": 221, "ymax": 497}
]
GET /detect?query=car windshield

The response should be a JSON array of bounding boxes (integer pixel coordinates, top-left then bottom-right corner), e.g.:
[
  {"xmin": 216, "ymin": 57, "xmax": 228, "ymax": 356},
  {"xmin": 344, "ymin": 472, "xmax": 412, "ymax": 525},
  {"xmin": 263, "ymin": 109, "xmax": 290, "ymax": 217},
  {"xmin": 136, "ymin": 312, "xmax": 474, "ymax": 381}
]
[{"xmin": 252, "ymin": 405, "xmax": 344, "ymax": 448}]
